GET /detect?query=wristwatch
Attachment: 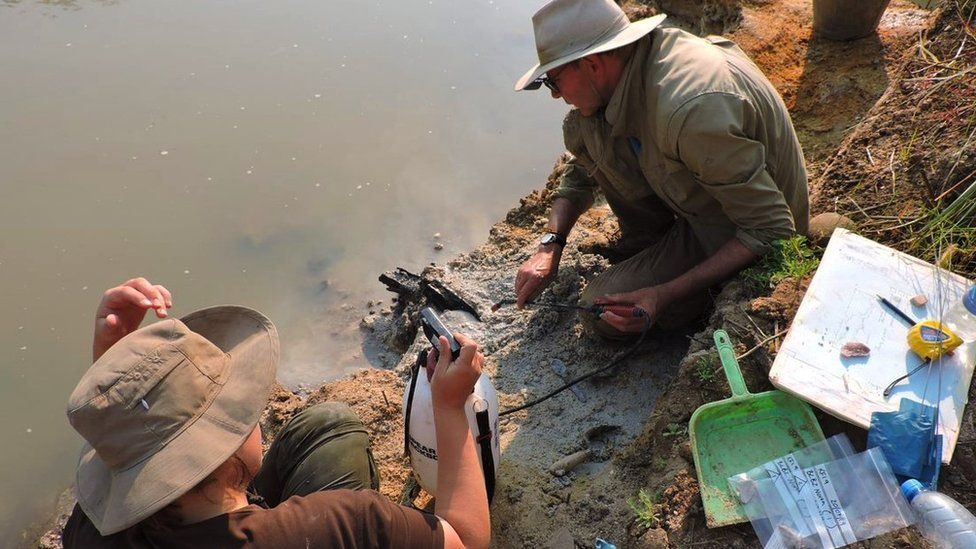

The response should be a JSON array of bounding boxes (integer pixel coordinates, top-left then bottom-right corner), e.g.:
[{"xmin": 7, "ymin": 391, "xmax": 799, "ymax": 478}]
[{"xmin": 540, "ymin": 232, "xmax": 567, "ymax": 248}]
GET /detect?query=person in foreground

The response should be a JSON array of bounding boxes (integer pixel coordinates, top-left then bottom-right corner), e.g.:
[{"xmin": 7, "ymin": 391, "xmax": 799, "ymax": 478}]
[
  {"xmin": 513, "ymin": 0, "xmax": 810, "ymax": 338},
  {"xmin": 61, "ymin": 277, "xmax": 490, "ymax": 548}
]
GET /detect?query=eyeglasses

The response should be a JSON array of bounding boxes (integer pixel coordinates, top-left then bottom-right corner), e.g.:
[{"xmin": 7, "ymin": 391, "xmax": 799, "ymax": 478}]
[
  {"xmin": 525, "ymin": 64, "xmax": 571, "ymax": 93},
  {"xmin": 526, "ymin": 75, "xmax": 560, "ymax": 93}
]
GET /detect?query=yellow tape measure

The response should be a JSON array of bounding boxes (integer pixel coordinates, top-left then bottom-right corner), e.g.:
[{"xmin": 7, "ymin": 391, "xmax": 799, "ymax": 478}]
[{"xmin": 907, "ymin": 320, "xmax": 963, "ymax": 360}]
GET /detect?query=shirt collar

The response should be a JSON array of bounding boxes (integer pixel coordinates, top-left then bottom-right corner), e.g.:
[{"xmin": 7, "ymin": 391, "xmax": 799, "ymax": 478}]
[{"xmin": 603, "ymin": 34, "xmax": 654, "ymax": 138}]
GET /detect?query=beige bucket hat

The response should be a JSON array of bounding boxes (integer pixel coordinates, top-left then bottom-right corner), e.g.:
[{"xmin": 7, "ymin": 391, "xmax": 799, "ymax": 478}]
[
  {"xmin": 515, "ymin": 0, "xmax": 666, "ymax": 91},
  {"xmin": 66, "ymin": 306, "xmax": 279, "ymax": 536}
]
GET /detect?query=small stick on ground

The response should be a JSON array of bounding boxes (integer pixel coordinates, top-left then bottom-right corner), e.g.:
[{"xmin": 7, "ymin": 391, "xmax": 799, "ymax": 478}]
[{"xmin": 737, "ymin": 328, "xmax": 789, "ymax": 361}]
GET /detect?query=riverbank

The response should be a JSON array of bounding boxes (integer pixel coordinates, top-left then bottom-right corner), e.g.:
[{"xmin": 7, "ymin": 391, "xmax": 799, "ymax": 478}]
[{"xmin": 35, "ymin": 0, "xmax": 976, "ymax": 546}]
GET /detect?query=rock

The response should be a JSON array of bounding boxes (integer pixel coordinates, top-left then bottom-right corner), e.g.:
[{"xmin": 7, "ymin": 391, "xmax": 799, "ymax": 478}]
[
  {"xmin": 840, "ymin": 341, "xmax": 870, "ymax": 358},
  {"xmin": 807, "ymin": 212, "xmax": 856, "ymax": 246},
  {"xmin": 433, "ymin": 243, "xmax": 444, "ymax": 250},
  {"xmin": 637, "ymin": 526, "xmax": 669, "ymax": 548},
  {"xmin": 433, "ymin": 232, "xmax": 441, "ymax": 239},
  {"xmin": 549, "ymin": 449, "xmax": 592, "ymax": 476},
  {"xmin": 911, "ymin": 294, "xmax": 928, "ymax": 307}
]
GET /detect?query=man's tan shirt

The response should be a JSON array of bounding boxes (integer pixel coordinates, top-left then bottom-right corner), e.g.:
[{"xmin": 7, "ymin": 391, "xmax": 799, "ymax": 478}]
[{"xmin": 555, "ymin": 27, "xmax": 809, "ymax": 257}]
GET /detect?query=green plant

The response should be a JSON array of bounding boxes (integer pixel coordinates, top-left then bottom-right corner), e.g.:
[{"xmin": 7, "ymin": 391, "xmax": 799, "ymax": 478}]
[
  {"xmin": 907, "ymin": 180, "xmax": 976, "ymax": 279},
  {"xmin": 628, "ymin": 488, "xmax": 663, "ymax": 529},
  {"xmin": 663, "ymin": 422, "xmax": 687, "ymax": 438},
  {"xmin": 742, "ymin": 235, "xmax": 821, "ymax": 290},
  {"xmin": 695, "ymin": 354, "xmax": 718, "ymax": 383}
]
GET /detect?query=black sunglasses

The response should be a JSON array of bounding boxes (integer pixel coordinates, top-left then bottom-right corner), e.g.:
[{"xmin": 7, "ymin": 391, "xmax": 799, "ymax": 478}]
[{"xmin": 525, "ymin": 75, "xmax": 559, "ymax": 93}]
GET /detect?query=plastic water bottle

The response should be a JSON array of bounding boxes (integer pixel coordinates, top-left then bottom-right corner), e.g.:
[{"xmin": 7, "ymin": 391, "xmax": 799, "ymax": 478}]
[
  {"xmin": 944, "ymin": 285, "xmax": 976, "ymax": 342},
  {"xmin": 902, "ymin": 479, "xmax": 976, "ymax": 548}
]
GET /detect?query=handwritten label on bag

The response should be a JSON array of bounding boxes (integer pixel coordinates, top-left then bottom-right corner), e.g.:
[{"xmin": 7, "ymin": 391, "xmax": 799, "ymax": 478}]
[{"xmin": 762, "ymin": 453, "xmax": 857, "ymax": 548}]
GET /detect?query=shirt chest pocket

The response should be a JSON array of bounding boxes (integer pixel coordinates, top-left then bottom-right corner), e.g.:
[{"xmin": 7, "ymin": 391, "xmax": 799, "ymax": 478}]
[{"xmin": 584, "ymin": 132, "xmax": 656, "ymax": 203}]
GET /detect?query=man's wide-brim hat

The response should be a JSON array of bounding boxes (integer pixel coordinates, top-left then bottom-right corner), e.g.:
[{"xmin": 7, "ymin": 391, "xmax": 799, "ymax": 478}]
[
  {"xmin": 67, "ymin": 306, "xmax": 279, "ymax": 535},
  {"xmin": 515, "ymin": 0, "xmax": 666, "ymax": 91}
]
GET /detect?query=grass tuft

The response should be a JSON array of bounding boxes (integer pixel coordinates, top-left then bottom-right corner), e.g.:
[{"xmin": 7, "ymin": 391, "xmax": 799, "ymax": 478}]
[
  {"xmin": 628, "ymin": 488, "xmax": 663, "ymax": 529},
  {"xmin": 742, "ymin": 235, "xmax": 821, "ymax": 291}
]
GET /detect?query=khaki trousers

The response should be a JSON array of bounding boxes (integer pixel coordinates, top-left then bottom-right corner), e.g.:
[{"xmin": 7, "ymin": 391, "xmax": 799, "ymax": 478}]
[{"xmin": 579, "ymin": 178, "xmax": 735, "ymax": 340}]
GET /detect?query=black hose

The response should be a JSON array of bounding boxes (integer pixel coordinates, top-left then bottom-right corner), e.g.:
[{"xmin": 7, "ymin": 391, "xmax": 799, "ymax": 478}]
[{"xmin": 499, "ymin": 315, "xmax": 652, "ymax": 416}]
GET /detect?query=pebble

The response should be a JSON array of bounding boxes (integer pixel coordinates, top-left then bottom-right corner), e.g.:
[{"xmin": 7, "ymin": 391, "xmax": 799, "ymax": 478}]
[
  {"xmin": 433, "ymin": 243, "xmax": 443, "ymax": 250},
  {"xmin": 840, "ymin": 341, "xmax": 871, "ymax": 358},
  {"xmin": 911, "ymin": 294, "xmax": 928, "ymax": 307}
]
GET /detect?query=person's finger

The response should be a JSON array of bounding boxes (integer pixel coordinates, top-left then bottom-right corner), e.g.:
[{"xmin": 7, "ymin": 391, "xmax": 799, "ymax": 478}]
[
  {"xmin": 424, "ymin": 347, "xmax": 438, "ymax": 382},
  {"xmin": 452, "ymin": 333, "xmax": 483, "ymax": 384},
  {"xmin": 433, "ymin": 336, "xmax": 452, "ymax": 377},
  {"xmin": 156, "ymin": 285, "xmax": 174, "ymax": 308},
  {"xmin": 126, "ymin": 278, "xmax": 166, "ymax": 310},
  {"xmin": 516, "ymin": 283, "xmax": 529, "ymax": 308},
  {"xmin": 515, "ymin": 270, "xmax": 530, "ymax": 307},
  {"xmin": 599, "ymin": 311, "xmax": 641, "ymax": 333},
  {"xmin": 520, "ymin": 274, "xmax": 550, "ymax": 307},
  {"xmin": 109, "ymin": 285, "xmax": 156, "ymax": 310},
  {"xmin": 104, "ymin": 314, "xmax": 119, "ymax": 329}
]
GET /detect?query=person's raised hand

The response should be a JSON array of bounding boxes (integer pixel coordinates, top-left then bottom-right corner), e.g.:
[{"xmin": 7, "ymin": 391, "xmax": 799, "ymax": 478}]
[
  {"xmin": 514, "ymin": 248, "xmax": 561, "ymax": 308},
  {"xmin": 429, "ymin": 332, "xmax": 483, "ymax": 412},
  {"xmin": 595, "ymin": 285, "xmax": 668, "ymax": 333},
  {"xmin": 93, "ymin": 277, "xmax": 173, "ymax": 361}
]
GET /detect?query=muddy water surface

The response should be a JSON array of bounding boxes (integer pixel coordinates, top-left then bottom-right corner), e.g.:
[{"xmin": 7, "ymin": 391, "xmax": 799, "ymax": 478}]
[{"xmin": 0, "ymin": 0, "xmax": 564, "ymax": 541}]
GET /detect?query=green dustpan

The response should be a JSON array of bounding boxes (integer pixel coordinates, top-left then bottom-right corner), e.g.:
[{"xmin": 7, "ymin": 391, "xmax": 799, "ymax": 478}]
[{"xmin": 689, "ymin": 330, "xmax": 825, "ymax": 528}]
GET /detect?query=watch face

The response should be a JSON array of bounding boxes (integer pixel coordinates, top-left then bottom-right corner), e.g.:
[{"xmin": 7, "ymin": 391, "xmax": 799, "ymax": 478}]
[{"xmin": 541, "ymin": 233, "xmax": 564, "ymax": 246}]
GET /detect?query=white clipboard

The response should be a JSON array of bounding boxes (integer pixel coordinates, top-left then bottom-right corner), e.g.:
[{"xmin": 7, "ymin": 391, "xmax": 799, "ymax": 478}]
[{"xmin": 769, "ymin": 229, "xmax": 975, "ymax": 463}]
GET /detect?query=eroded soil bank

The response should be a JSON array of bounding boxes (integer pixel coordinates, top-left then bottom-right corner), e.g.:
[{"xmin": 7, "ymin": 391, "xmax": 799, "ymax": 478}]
[{"xmin": 37, "ymin": 0, "xmax": 976, "ymax": 547}]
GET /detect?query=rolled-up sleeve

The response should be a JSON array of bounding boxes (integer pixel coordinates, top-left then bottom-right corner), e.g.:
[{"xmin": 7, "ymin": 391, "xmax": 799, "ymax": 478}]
[
  {"xmin": 669, "ymin": 92, "xmax": 796, "ymax": 256},
  {"xmin": 553, "ymin": 110, "xmax": 598, "ymax": 211}
]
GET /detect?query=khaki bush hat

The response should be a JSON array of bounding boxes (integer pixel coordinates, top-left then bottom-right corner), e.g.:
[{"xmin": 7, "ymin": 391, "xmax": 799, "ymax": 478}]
[
  {"xmin": 515, "ymin": 0, "xmax": 666, "ymax": 91},
  {"xmin": 67, "ymin": 306, "xmax": 279, "ymax": 536}
]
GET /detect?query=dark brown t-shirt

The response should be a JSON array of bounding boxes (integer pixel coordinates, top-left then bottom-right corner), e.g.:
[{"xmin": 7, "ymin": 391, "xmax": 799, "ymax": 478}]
[{"xmin": 62, "ymin": 489, "xmax": 444, "ymax": 549}]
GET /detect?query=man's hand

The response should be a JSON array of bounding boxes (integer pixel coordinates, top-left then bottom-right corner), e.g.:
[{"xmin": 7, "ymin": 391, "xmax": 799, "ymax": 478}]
[
  {"xmin": 514, "ymin": 247, "xmax": 561, "ymax": 308},
  {"xmin": 93, "ymin": 278, "xmax": 173, "ymax": 361},
  {"xmin": 428, "ymin": 333, "xmax": 483, "ymax": 411},
  {"xmin": 596, "ymin": 285, "xmax": 670, "ymax": 333}
]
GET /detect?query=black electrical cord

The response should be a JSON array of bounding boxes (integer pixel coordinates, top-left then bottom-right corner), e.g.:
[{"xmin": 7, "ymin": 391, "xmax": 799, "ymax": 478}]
[{"xmin": 499, "ymin": 314, "xmax": 653, "ymax": 417}]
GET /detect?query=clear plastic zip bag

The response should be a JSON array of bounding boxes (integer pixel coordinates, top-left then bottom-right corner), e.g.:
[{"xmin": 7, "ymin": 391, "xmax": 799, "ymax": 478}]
[{"xmin": 729, "ymin": 435, "xmax": 915, "ymax": 548}]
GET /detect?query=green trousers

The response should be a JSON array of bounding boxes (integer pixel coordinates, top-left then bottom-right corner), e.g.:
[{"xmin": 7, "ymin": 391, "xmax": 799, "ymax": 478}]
[{"xmin": 253, "ymin": 402, "xmax": 379, "ymax": 507}]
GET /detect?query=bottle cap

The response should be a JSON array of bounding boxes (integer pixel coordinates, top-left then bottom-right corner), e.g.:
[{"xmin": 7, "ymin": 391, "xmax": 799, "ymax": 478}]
[
  {"xmin": 901, "ymin": 479, "xmax": 924, "ymax": 502},
  {"xmin": 964, "ymin": 285, "xmax": 976, "ymax": 315}
]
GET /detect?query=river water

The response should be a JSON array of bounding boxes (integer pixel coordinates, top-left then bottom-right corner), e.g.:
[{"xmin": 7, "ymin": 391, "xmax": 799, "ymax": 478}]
[{"xmin": 0, "ymin": 0, "xmax": 564, "ymax": 542}]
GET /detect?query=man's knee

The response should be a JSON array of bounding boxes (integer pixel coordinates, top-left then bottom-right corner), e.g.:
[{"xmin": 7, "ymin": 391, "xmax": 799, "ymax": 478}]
[{"xmin": 280, "ymin": 402, "xmax": 364, "ymax": 441}]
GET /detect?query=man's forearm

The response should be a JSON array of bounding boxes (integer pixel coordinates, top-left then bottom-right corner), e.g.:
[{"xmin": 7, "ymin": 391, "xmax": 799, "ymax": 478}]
[
  {"xmin": 660, "ymin": 237, "xmax": 758, "ymax": 304},
  {"xmin": 546, "ymin": 197, "xmax": 588, "ymax": 239},
  {"xmin": 434, "ymin": 408, "xmax": 490, "ymax": 549}
]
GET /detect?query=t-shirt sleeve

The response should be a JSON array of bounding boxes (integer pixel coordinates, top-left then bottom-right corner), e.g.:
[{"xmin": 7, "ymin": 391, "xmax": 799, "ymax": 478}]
[
  {"xmin": 668, "ymin": 92, "xmax": 797, "ymax": 256},
  {"xmin": 225, "ymin": 490, "xmax": 444, "ymax": 549},
  {"xmin": 357, "ymin": 491, "xmax": 445, "ymax": 549}
]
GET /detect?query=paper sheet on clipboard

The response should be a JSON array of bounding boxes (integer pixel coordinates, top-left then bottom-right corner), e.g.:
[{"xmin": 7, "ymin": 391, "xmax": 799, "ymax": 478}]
[{"xmin": 769, "ymin": 229, "xmax": 975, "ymax": 463}]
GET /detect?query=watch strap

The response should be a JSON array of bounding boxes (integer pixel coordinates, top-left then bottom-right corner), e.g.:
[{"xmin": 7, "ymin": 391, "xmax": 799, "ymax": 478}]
[{"xmin": 541, "ymin": 232, "xmax": 567, "ymax": 247}]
